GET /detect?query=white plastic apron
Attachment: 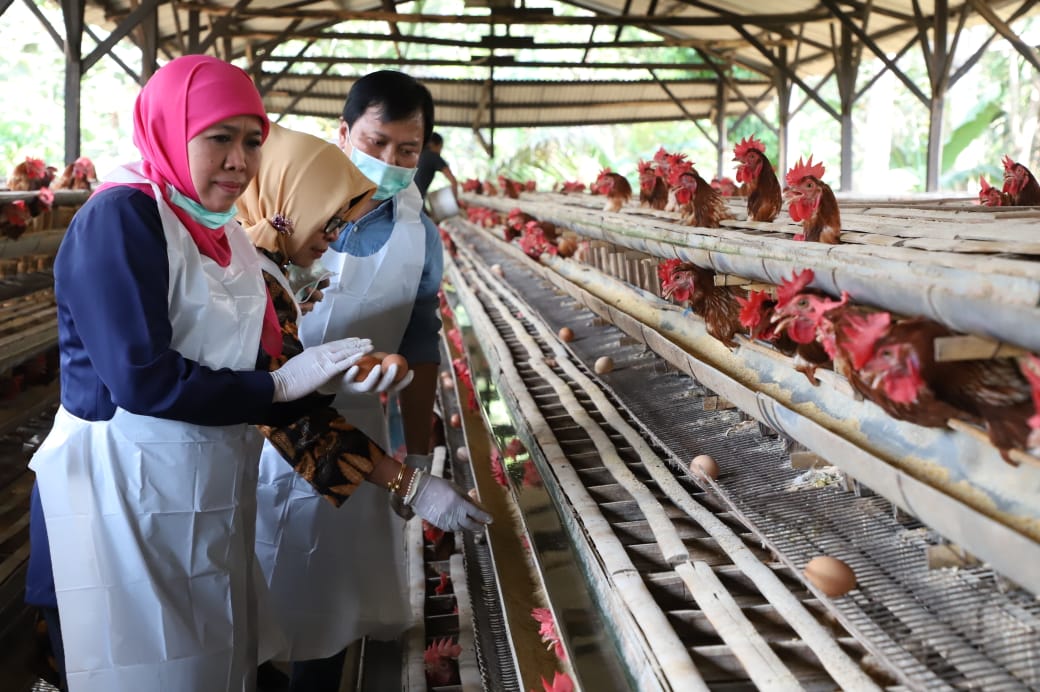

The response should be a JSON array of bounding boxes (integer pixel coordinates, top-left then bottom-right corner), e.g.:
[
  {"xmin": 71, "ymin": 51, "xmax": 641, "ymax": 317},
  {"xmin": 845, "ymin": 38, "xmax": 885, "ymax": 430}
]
[
  {"xmin": 30, "ymin": 164, "xmax": 271, "ymax": 692},
  {"xmin": 256, "ymin": 184, "xmax": 425, "ymax": 661}
]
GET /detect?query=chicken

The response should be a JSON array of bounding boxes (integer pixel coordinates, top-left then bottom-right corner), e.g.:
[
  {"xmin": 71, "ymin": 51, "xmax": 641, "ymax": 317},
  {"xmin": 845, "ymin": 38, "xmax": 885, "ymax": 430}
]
[
  {"xmin": 498, "ymin": 175, "xmax": 524, "ymax": 199},
  {"xmin": 1, "ymin": 200, "xmax": 31, "ymax": 240},
  {"xmin": 481, "ymin": 179, "xmax": 498, "ymax": 196},
  {"xmin": 769, "ymin": 269, "xmax": 843, "ymax": 383},
  {"xmin": 711, "ymin": 176, "xmax": 738, "ymax": 197},
  {"xmin": 525, "ymin": 180, "xmax": 537, "ymax": 192},
  {"xmin": 7, "ymin": 157, "xmax": 54, "ymax": 191},
  {"xmin": 637, "ymin": 160, "xmax": 669, "ymax": 210},
  {"xmin": 462, "ymin": 178, "xmax": 483, "ymax": 194},
  {"xmin": 558, "ymin": 181, "xmax": 585, "ymax": 194},
  {"xmin": 466, "ymin": 205, "xmax": 502, "ymax": 229},
  {"xmin": 736, "ymin": 289, "xmax": 798, "ymax": 356},
  {"xmin": 519, "ymin": 221, "xmax": 558, "ymax": 259},
  {"xmin": 538, "ymin": 671, "xmax": 576, "ymax": 692},
  {"xmin": 590, "ymin": 168, "xmax": 632, "ymax": 212},
  {"xmin": 837, "ymin": 312, "xmax": 966, "ymax": 428},
  {"xmin": 506, "ymin": 208, "xmax": 535, "ymax": 242},
  {"xmin": 658, "ymin": 260, "xmax": 743, "ymax": 347},
  {"xmin": 8, "ymin": 156, "xmax": 56, "ymax": 219},
  {"xmin": 423, "ymin": 637, "xmax": 462, "ymax": 687},
  {"xmin": 1001, "ymin": 155, "xmax": 1040, "ymax": 206},
  {"xmin": 531, "ymin": 607, "xmax": 565, "ymax": 659},
  {"xmin": 54, "ymin": 156, "xmax": 97, "ymax": 190},
  {"xmin": 783, "ymin": 156, "xmax": 841, "ymax": 243},
  {"xmin": 666, "ymin": 160, "xmax": 731, "ymax": 228},
  {"xmin": 978, "ymin": 175, "xmax": 1009, "ymax": 206},
  {"xmin": 733, "ymin": 135, "xmax": 782, "ymax": 222},
  {"xmin": 853, "ymin": 315, "xmax": 1035, "ymax": 463},
  {"xmin": 1020, "ymin": 355, "xmax": 1040, "ymax": 453}
]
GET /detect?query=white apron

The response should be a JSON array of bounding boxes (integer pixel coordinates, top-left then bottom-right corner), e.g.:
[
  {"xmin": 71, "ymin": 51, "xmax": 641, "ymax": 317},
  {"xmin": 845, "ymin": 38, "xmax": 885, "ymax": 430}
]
[
  {"xmin": 30, "ymin": 164, "xmax": 270, "ymax": 692},
  {"xmin": 256, "ymin": 184, "xmax": 426, "ymax": 661}
]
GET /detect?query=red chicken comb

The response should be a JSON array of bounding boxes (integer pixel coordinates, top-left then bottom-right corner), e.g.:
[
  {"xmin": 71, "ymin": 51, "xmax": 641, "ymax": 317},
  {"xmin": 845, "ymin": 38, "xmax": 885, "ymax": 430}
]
[
  {"xmin": 424, "ymin": 637, "xmax": 462, "ymax": 663},
  {"xmin": 775, "ymin": 269, "xmax": 815, "ymax": 308},
  {"xmin": 841, "ymin": 311, "xmax": 892, "ymax": 369},
  {"xmin": 541, "ymin": 671, "xmax": 576, "ymax": 692},
  {"xmin": 733, "ymin": 135, "xmax": 766, "ymax": 160},
  {"xmin": 23, "ymin": 157, "xmax": 48, "ymax": 180},
  {"xmin": 786, "ymin": 155, "xmax": 825, "ymax": 187},
  {"xmin": 979, "ymin": 175, "xmax": 993, "ymax": 192},
  {"xmin": 652, "ymin": 147, "xmax": 670, "ymax": 163},
  {"xmin": 637, "ymin": 160, "xmax": 654, "ymax": 173},
  {"xmin": 1002, "ymin": 154, "xmax": 1016, "ymax": 173},
  {"xmin": 736, "ymin": 290, "xmax": 772, "ymax": 328}
]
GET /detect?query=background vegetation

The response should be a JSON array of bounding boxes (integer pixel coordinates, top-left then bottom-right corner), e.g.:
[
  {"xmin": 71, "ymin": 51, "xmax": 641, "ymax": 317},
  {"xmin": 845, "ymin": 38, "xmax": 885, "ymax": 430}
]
[{"xmin": 2, "ymin": 0, "xmax": 1037, "ymax": 194}]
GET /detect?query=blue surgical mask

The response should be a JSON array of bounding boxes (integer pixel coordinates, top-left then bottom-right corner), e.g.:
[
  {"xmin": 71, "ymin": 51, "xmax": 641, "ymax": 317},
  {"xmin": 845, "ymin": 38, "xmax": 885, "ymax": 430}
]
[
  {"xmin": 349, "ymin": 145, "xmax": 417, "ymax": 200},
  {"xmin": 167, "ymin": 184, "xmax": 238, "ymax": 228}
]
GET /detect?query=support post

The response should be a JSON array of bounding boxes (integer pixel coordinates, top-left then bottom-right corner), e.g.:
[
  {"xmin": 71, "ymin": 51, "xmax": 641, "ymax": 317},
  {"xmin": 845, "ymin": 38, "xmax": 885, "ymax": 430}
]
[{"xmin": 61, "ymin": 0, "xmax": 84, "ymax": 165}]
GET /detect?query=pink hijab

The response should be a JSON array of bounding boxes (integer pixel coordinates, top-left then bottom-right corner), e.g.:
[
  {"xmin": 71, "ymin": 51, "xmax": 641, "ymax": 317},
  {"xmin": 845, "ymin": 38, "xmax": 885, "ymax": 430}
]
[
  {"xmin": 131, "ymin": 54, "xmax": 270, "ymax": 265},
  {"xmin": 104, "ymin": 55, "xmax": 282, "ymax": 358}
]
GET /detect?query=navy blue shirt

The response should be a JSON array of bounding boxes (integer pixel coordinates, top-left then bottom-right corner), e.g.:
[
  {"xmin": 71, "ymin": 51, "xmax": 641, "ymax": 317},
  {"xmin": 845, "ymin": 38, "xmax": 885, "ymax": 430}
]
[
  {"xmin": 414, "ymin": 149, "xmax": 448, "ymax": 198},
  {"xmin": 28, "ymin": 186, "xmax": 313, "ymax": 608},
  {"xmin": 331, "ymin": 195, "xmax": 443, "ymax": 364}
]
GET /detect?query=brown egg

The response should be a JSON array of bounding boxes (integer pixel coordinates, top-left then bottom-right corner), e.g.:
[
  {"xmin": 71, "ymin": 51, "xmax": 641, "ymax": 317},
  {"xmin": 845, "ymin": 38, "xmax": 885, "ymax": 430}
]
[
  {"xmin": 689, "ymin": 454, "xmax": 719, "ymax": 480},
  {"xmin": 381, "ymin": 353, "xmax": 409, "ymax": 383},
  {"xmin": 450, "ymin": 413, "xmax": 462, "ymax": 428},
  {"xmin": 558, "ymin": 327, "xmax": 575, "ymax": 342},
  {"xmin": 803, "ymin": 556, "xmax": 857, "ymax": 597},
  {"xmin": 594, "ymin": 356, "xmax": 614, "ymax": 374},
  {"xmin": 490, "ymin": 264, "xmax": 504, "ymax": 277},
  {"xmin": 352, "ymin": 354, "xmax": 382, "ymax": 381}
]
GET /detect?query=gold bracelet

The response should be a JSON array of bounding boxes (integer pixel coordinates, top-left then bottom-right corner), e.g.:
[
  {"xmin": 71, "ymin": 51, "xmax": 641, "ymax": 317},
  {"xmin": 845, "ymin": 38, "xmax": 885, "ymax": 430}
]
[{"xmin": 387, "ymin": 465, "xmax": 407, "ymax": 495}]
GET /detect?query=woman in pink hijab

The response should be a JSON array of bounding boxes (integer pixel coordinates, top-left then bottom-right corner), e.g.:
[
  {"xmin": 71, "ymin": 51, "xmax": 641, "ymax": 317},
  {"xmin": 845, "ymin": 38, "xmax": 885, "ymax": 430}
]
[{"xmin": 26, "ymin": 55, "xmax": 371, "ymax": 692}]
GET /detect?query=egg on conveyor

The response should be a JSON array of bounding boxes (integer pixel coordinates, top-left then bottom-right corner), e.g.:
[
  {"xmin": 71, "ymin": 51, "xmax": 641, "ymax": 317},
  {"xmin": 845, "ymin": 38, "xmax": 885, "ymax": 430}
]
[
  {"xmin": 688, "ymin": 454, "xmax": 719, "ymax": 480},
  {"xmin": 450, "ymin": 413, "xmax": 462, "ymax": 428},
  {"xmin": 490, "ymin": 264, "xmax": 504, "ymax": 277},
  {"xmin": 558, "ymin": 327, "xmax": 575, "ymax": 342},
  {"xmin": 803, "ymin": 556, "xmax": 857, "ymax": 597},
  {"xmin": 456, "ymin": 446, "xmax": 470, "ymax": 462},
  {"xmin": 594, "ymin": 356, "xmax": 614, "ymax": 374}
]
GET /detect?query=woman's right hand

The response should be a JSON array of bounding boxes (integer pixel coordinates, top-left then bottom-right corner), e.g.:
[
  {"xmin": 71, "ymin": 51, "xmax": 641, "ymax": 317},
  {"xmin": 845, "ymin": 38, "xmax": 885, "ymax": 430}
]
[{"xmin": 270, "ymin": 338, "xmax": 372, "ymax": 402}]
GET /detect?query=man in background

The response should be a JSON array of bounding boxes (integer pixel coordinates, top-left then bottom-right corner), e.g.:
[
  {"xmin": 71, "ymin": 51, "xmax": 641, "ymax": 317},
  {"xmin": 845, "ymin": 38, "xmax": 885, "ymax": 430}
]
[{"xmin": 414, "ymin": 131, "xmax": 458, "ymax": 202}]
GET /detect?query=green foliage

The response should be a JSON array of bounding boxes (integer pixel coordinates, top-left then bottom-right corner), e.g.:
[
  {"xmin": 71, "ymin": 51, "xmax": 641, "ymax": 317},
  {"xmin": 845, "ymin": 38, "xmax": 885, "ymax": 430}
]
[{"xmin": 942, "ymin": 100, "xmax": 1004, "ymax": 172}]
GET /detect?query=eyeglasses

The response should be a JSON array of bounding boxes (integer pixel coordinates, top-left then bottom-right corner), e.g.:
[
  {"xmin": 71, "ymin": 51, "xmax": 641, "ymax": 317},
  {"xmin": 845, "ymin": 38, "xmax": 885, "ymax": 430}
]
[{"xmin": 322, "ymin": 213, "xmax": 350, "ymax": 239}]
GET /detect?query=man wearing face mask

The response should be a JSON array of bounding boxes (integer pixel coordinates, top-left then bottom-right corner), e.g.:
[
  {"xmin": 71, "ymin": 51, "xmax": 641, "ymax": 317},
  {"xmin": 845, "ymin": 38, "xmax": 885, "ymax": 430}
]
[{"xmin": 277, "ymin": 71, "xmax": 450, "ymax": 691}]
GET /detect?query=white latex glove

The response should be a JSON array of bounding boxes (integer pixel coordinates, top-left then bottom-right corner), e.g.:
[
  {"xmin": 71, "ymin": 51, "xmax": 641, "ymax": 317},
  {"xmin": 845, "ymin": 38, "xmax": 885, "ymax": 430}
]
[
  {"xmin": 389, "ymin": 453, "xmax": 435, "ymax": 520},
  {"xmin": 270, "ymin": 338, "xmax": 372, "ymax": 402},
  {"xmin": 337, "ymin": 363, "xmax": 415, "ymax": 395},
  {"xmin": 407, "ymin": 470, "xmax": 493, "ymax": 532},
  {"xmin": 332, "ymin": 363, "xmax": 385, "ymax": 395},
  {"xmin": 377, "ymin": 364, "xmax": 415, "ymax": 394}
]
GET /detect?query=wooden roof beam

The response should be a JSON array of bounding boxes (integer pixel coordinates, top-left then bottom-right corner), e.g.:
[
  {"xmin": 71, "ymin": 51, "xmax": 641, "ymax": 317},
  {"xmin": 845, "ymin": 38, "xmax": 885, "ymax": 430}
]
[
  {"xmin": 177, "ymin": 2, "xmax": 831, "ymax": 27},
  {"xmin": 261, "ymin": 55, "xmax": 726, "ymax": 71},
  {"xmin": 967, "ymin": 0, "xmax": 1040, "ymax": 72},
  {"xmin": 237, "ymin": 28, "xmax": 783, "ymax": 51}
]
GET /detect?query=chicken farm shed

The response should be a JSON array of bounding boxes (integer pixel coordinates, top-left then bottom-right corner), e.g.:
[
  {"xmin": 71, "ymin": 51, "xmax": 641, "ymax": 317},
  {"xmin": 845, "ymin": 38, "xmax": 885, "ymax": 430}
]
[{"xmin": 2, "ymin": 1, "xmax": 1040, "ymax": 691}]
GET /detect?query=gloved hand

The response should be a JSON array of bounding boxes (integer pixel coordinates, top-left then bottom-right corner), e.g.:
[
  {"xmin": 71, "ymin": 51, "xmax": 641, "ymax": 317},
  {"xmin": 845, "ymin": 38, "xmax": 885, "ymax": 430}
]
[
  {"xmin": 389, "ymin": 454, "xmax": 434, "ymax": 520},
  {"xmin": 407, "ymin": 470, "xmax": 493, "ymax": 532},
  {"xmin": 335, "ymin": 362, "xmax": 415, "ymax": 395},
  {"xmin": 270, "ymin": 338, "xmax": 372, "ymax": 402},
  {"xmin": 333, "ymin": 363, "xmax": 385, "ymax": 395}
]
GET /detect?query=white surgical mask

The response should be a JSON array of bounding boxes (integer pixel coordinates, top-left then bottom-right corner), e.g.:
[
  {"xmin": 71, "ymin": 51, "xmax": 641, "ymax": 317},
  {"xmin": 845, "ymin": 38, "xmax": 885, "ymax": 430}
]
[{"xmin": 349, "ymin": 144, "xmax": 417, "ymax": 200}]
